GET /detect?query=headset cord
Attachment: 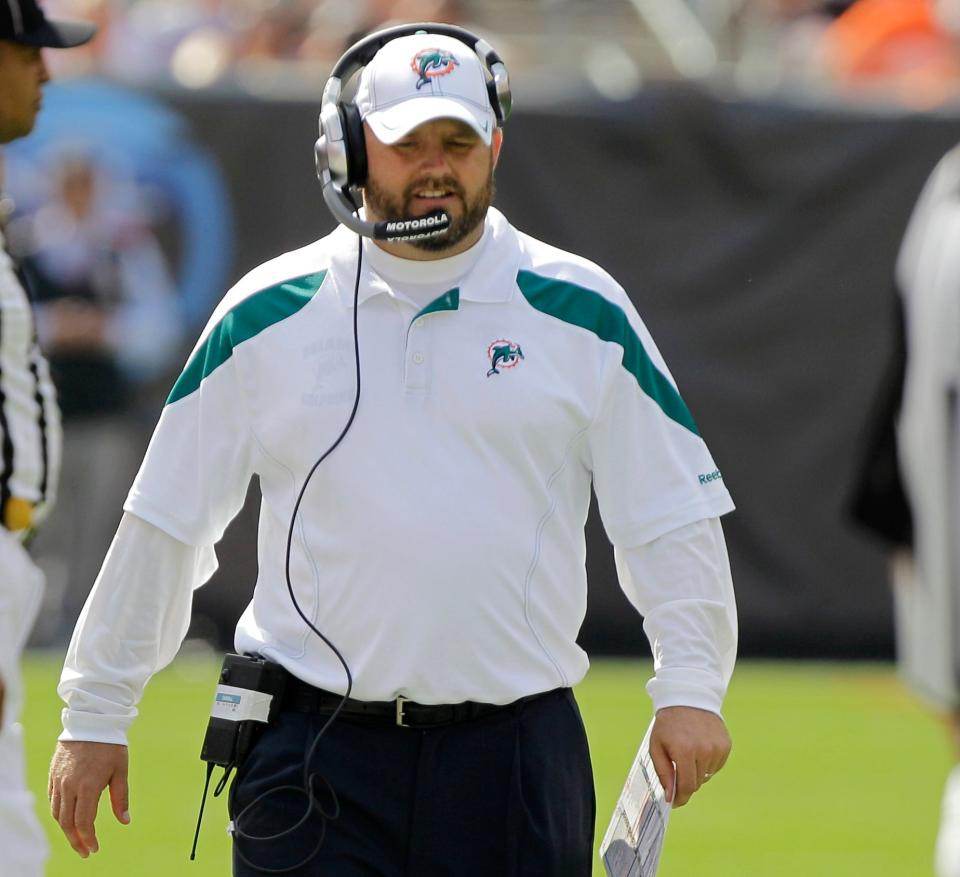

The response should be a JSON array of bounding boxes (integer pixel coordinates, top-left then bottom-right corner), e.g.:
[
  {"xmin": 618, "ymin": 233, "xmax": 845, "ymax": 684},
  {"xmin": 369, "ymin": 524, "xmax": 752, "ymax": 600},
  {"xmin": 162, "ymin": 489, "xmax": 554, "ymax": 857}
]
[{"xmin": 228, "ymin": 233, "xmax": 364, "ymax": 874}]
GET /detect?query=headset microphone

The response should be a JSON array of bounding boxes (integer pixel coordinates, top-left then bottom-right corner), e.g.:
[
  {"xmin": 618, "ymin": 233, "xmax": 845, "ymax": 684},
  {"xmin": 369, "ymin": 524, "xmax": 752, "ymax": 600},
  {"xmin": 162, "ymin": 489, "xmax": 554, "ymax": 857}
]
[
  {"xmin": 373, "ymin": 211, "xmax": 450, "ymax": 241},
  {"xmin": 316, "ymin": 167, "xmax": 451, "ymax": 241}
]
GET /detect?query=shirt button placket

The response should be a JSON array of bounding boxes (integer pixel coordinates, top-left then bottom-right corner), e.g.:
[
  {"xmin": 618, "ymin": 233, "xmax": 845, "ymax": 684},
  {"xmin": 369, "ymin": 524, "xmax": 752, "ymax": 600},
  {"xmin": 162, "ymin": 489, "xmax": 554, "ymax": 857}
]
[{"xmin": 404, "ymin": 317, "xmax": 431, "ymax": 391}]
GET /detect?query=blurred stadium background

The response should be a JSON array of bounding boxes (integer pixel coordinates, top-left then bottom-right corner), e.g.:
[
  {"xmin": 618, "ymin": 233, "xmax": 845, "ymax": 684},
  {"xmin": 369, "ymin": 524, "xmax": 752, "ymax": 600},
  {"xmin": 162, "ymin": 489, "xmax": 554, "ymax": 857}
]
[{"xmin": 8, "ymin": 0, "xmax": 960, "ymax": 873}]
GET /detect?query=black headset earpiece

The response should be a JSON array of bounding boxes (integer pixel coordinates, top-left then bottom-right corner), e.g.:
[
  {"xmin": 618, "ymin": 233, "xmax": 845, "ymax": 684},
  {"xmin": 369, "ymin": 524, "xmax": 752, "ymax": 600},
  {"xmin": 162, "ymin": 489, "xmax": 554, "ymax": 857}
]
[
  {"xmin": 340, "ymin": 102, "xmax": 367, "ymax": 188},
  {"xmin": 314, "ymin": 21, "xmax": 512, "ymax": 241}
]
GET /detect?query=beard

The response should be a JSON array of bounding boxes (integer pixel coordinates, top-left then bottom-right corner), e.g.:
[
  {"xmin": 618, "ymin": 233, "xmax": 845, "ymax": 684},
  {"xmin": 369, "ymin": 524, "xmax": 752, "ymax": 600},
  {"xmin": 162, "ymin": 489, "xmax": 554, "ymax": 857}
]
[{"xmin": 363, "ymin": 164, "xmax": 496, "ymax": 253}]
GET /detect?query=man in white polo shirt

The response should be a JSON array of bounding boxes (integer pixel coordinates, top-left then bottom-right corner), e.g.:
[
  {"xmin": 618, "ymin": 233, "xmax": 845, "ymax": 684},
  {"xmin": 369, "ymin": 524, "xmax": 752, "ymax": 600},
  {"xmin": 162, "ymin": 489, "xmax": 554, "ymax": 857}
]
[{"xmin": 48, "ymin": 25, "xmax": 738, "ymax": 876}]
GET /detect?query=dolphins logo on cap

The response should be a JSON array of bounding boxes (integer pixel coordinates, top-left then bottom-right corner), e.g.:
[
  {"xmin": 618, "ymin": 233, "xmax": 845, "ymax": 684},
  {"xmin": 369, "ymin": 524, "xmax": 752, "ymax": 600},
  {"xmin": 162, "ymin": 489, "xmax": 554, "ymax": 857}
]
[{"xmin": 411, "ymin": 49, "xmax": 460, "ymax": 90}]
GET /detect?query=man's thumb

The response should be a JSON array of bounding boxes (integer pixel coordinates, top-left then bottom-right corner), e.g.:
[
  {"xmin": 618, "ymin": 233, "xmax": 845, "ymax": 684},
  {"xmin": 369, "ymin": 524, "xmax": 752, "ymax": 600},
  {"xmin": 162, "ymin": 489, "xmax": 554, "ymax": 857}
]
[
  {"xmin": 109, "ymin": 772, "xmax": 130, "ymax": 825},
  {"xmin": 649, "ymin": 740, "xmax": 675, "ymax": 803}
]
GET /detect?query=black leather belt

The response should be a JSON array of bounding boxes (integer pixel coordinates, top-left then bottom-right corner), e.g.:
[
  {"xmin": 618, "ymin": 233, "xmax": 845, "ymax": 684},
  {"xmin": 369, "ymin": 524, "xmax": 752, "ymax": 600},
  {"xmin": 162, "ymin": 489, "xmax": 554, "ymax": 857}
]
[{"xmin": 280, "ymin": 672, "xmax": 560, "ymax": 729}]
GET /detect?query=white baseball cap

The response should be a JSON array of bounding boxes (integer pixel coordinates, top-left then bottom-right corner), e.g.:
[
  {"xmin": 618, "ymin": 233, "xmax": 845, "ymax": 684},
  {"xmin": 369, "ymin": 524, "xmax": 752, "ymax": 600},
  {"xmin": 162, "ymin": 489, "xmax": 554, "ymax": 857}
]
[{"xmin": 355, "ymin": 32, "xmax": 496, "ymax": 146}]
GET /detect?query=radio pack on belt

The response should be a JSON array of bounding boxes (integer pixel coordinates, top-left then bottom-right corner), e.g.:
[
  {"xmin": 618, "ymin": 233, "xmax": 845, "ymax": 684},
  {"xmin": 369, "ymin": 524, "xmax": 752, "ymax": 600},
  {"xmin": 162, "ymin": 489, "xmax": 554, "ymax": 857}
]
[
  {"xmin": 201, "ymin": 653, "xmax": 287, "ymax": 766},
  {"xmin": 190, "ymin": 653, "xmax": 288, "ymax": 860}
]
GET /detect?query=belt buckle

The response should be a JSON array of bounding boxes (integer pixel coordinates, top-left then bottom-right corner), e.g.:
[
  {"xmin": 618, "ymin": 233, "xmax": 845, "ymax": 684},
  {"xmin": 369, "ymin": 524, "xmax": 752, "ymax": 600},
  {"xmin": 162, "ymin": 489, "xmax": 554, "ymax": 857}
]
[{"xmin": 395, "ymin": 695, "xmax": 410, "ymax": 727}]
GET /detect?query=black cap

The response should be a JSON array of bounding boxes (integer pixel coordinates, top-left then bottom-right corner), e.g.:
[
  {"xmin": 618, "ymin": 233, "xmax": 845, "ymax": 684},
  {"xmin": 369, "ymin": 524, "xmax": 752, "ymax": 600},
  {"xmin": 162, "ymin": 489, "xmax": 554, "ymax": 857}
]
[{"xmin": 0, "ymin": 0, "xmax": 96, "ymax": 48}]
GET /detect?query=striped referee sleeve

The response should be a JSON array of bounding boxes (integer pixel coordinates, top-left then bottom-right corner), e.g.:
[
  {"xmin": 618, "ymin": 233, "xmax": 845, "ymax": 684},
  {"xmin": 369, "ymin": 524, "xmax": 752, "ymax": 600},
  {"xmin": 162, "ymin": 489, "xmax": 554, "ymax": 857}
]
[{"xmin": 0, "ymin": 228, "xmax": 62, "ymax": 527}]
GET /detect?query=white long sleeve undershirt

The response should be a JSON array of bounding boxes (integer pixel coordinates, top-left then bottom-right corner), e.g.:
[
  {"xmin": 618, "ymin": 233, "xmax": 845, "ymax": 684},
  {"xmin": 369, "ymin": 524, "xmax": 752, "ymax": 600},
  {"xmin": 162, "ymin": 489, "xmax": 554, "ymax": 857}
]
[
  {"xmin": 58, "ymin": 513, "xmax": 217, "ymax": 745},
  {"xmin": 59, "ymin": 512, "xmax": 736, "ymax": 745},
  {"xmin": 616, "ymin": 517, "xmax": 737, "ymax": 715}
]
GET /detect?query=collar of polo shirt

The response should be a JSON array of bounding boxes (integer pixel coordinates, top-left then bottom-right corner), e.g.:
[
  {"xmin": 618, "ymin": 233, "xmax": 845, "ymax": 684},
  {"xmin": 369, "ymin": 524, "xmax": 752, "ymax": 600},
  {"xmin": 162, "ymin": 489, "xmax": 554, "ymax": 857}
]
[{"xmin": 328, "ymin": 208, "xmax": 521, "ymax": 310}]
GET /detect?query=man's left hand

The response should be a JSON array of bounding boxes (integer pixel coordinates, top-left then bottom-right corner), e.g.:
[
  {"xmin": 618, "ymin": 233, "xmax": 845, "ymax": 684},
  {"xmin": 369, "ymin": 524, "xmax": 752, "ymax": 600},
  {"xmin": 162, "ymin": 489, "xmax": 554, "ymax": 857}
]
[{"xmin": 648, "ymin": 706, "xmax": 731, "ymax": 808}]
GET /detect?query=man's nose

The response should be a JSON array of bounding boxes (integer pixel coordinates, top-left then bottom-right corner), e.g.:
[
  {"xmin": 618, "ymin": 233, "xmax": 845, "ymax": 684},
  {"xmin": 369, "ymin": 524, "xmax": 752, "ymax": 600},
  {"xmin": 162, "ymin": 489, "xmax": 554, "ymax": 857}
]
[{"xmin": 417, "ymin": 142, "xmax": 451, "ymax": 172}]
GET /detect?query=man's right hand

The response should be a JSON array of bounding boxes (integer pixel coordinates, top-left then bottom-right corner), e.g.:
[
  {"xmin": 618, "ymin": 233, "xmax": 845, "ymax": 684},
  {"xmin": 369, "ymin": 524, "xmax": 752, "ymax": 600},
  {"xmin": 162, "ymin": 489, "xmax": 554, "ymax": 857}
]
[{"xmin": 48, "ymin": 740, "xmax": 130, "ymax": 857}]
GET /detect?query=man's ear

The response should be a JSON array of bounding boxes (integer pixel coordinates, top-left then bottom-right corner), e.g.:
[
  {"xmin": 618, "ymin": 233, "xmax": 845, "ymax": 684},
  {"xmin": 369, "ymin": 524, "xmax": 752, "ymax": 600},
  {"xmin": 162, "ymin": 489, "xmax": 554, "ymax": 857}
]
[{"xmin": 491, "ymin": 128, "xmax": 504, "ymax": 168}]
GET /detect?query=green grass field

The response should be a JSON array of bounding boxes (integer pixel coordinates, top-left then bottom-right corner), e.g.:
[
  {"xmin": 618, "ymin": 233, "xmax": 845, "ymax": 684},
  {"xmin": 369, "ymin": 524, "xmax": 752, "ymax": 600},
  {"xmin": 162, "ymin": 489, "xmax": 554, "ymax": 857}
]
[{"xmin": 20, "ymin": 651, "xmax": 952, "ymax": 876}]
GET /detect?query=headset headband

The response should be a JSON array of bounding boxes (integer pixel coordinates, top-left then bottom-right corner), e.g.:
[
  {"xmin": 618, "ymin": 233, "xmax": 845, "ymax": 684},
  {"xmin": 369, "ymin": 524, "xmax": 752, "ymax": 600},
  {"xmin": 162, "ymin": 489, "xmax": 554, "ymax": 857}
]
[{"xmin": 327, "ymin": 22, "xmax": 511, "ymax": 123}]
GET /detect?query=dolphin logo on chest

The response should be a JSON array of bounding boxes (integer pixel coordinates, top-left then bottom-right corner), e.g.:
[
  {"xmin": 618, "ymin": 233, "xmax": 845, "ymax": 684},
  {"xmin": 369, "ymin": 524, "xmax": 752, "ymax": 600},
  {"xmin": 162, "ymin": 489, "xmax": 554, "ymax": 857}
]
[{"xmin": 487, "ymin": 341, "xmax": 524, "ymax": 377}]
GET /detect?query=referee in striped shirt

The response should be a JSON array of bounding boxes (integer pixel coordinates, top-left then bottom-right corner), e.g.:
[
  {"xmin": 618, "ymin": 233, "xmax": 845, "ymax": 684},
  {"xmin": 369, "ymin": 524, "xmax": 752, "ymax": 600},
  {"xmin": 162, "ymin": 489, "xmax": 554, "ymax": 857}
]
[{"xmin": 0, "ymin": 2, "xmax": 94, "ymax": 874}]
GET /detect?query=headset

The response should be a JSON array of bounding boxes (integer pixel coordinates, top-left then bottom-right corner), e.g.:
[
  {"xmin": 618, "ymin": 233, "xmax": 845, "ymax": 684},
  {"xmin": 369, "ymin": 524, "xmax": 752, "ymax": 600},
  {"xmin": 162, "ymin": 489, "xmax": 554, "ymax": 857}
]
[{"xmin": 314, "ymin": 21, "xmax": 512, "ymax": 240}]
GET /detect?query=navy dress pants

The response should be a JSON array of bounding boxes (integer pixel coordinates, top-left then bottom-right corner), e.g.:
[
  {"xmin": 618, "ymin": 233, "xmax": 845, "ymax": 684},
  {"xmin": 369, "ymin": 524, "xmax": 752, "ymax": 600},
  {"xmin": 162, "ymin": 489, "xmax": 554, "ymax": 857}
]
[{"xmin": 228, "ymin": 687, "xmax": 595, "ymax": 876}]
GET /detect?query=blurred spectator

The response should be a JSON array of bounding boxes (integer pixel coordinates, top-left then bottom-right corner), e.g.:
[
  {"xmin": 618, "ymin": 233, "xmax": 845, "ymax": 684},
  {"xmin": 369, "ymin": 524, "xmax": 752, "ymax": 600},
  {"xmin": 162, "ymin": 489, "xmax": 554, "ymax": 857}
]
[
  {"xmin": 31, "ymin": 1, "xmax": 960, "ymax": 114},
  {"xmin": 4, "ymin": 78, "xmax": 234, "ymax": 328},
  {"xmin": 299, "ymin": 0, "xmax": 374, "ymax": 65},
  {"xmin": 721, "ymin": 1, "xmax": 853, "ymax": 92},
  {"xmin": 763, "ymin": 0, "xmax": 853, "ymax": 71},
  {"xmin": 36, "ymin": 0, "xmax": 511, "ymax": 91},
  {"xmin": 820, "ymin": 0, "xmax": 960, "ymax": 107},
  {"xmin": 7, "ymin": 148, "xmax": 183, "ymax": 643},
  {"xmin": 342, "ymin": 0, "xmax": 481, "ymax": 54},
  {"xmin": 236, "ymin": 0, "xmax": 314, "ymax": 60}
]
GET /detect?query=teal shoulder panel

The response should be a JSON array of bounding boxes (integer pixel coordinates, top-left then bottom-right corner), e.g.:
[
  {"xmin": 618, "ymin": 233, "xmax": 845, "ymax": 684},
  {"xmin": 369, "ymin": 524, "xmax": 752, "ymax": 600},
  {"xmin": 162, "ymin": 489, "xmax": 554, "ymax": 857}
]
[
  {"xmin": 167, "ymin": 270, "xmax": 327, "ymax": 405},
  {"xmin": 516, "ymin": 270, "xmax": 699, "ymax": 435}
]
